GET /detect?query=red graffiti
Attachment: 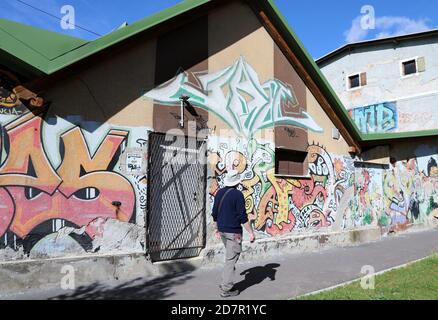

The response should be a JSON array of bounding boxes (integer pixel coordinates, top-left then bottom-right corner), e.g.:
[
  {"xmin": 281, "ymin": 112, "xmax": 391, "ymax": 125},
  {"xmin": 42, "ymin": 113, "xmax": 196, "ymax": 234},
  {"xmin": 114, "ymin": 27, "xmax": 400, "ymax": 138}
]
[
  {"xmin": 291, "ymin": 178, "xmax": 327, "ymax": 209},
  {"xmin": 0, "ymin": 112, "xmax": 135, "ymax": 243},
  {"xmin": 265, "ymin": 209, "xmax": 296, "ymax": 236}
]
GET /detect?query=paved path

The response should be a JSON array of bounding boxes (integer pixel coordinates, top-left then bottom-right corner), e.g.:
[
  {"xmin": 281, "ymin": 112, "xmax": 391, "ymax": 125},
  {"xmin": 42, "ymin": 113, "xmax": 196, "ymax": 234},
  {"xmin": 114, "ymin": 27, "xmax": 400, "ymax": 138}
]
[{"xmin": 2, "ymin": 229, "xmax": 438, "ymax": 300}]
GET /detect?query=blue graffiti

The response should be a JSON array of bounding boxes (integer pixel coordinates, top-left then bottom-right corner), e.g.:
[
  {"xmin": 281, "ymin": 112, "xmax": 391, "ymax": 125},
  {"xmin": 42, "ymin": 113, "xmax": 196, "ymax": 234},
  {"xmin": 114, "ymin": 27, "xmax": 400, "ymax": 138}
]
[{"xmin": 350, "ymin": 102, "xmax": 398, "ymax": 134}]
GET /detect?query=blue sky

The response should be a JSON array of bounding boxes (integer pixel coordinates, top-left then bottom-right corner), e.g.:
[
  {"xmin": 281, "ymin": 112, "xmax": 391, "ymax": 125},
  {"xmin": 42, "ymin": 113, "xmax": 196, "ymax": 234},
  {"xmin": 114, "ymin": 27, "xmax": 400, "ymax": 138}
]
[{"xmin": 1, "ymin": 0, "xmax": 437, "ymax": 59}]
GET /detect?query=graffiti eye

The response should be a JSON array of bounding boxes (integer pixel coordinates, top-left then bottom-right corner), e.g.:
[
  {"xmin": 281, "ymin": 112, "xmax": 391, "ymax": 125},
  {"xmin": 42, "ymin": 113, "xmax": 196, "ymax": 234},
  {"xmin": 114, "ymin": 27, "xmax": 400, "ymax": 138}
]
[
  {"xmin": 73, "ymin": 187, "xmax": 100, "ymax": 200},
  {"xmin": 311, "ymin": 220, "xmax": 320, "ymax": 227},
  {"xmin": 24, "ymin": 187, "xmax": 43, "ymax": 200}
]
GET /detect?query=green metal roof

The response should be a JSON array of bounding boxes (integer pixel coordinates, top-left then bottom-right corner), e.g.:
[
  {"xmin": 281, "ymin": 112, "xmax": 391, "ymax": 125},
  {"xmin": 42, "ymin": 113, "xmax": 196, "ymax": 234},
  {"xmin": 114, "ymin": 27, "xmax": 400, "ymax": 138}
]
[
  {"xmin": 1, "ymin": 0, "xmax": 437, "ymax": 144},
  {"xmin": 0, "ymin": 18, "xmax": 87, "ymax": 71}
]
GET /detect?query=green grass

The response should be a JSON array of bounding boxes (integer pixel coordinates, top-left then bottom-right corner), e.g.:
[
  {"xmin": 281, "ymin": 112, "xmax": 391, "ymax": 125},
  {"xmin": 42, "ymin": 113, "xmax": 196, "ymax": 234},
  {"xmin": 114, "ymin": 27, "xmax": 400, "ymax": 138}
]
[{"xmin": 296, "ymin": 255, "xmax": 438, "ymax": 300}]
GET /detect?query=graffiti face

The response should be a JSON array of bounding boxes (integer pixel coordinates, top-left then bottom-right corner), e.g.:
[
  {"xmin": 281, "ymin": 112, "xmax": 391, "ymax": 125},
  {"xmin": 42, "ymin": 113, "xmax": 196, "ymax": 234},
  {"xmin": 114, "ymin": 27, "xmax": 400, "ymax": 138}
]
[
  {"xmin": 144, "ymin": 57, "xmax": 322, "ymax": 137},
  {"xmin": 0, "ymin": 112, "xmax": 135, "ymax": 251}
]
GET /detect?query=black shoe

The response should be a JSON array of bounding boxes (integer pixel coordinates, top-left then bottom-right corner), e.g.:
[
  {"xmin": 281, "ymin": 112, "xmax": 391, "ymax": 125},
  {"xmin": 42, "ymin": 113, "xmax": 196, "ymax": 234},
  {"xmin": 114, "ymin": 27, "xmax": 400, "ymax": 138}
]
[{"xmin": 220, "ymin": 289, "xmax": 239, "ymax": 298}]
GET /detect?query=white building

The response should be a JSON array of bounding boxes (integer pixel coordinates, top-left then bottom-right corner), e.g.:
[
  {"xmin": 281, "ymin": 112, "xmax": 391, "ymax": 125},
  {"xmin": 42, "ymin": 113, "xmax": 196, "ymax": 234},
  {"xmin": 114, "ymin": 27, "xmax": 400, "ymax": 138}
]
[{"xmin": 317, "ymin": 30, "xmax": 438, "ymax": 134}]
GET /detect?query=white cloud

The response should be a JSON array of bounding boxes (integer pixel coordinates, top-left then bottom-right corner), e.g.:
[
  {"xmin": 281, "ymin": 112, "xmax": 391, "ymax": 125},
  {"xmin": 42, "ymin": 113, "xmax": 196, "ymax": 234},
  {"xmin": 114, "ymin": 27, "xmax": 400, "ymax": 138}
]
[
  {"xmin": 344, "ymin": 16, "xmax": 369, "ymax": 43},
  {"xmin": 344, "ymin": 15, "xmax": 433, "ymax": 43}
]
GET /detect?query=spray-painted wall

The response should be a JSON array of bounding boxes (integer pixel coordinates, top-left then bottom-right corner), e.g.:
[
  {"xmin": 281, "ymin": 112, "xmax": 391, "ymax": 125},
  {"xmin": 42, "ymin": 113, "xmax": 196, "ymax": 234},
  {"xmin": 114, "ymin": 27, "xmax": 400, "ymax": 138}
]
[
  {"xmin": 0, "ymin": 1, "xmax": 437, "ymax": 263},
  {"xmin": 0, "ymin": 38, "xmax": 156, "ymax": 261},
  {"xmin": 319, "ymin": 37, "xmax": 438, "ymax": 133}
]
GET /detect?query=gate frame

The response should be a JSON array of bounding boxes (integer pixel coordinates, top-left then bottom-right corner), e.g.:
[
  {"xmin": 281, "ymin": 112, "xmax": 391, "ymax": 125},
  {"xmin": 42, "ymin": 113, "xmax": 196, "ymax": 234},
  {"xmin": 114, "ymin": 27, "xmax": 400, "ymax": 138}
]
[{"xmin": 145, "ymin": 131, "xmax": 208, "ymax": 261}]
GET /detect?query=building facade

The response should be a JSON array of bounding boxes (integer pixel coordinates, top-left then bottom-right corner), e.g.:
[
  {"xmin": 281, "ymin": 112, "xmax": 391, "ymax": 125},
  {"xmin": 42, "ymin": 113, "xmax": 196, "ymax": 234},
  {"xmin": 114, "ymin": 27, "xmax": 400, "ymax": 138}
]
[
  {"xmin": 317, "ymin": 31, "xmax": 438, "ymax": 134},
  {"xmin": 0, "ymin": 0, "xmax": 437, "ymax": 288}
]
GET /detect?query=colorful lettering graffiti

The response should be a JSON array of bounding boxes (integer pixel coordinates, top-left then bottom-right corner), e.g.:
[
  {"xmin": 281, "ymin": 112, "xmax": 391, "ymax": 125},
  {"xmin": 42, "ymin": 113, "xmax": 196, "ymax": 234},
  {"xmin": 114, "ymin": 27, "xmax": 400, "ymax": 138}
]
[
  {"xmin": 0, "ymin": 111, "xmax": 135, "ymax": 252},
  {"xmin": 208, "ymin": 138, "xmax": 355, "ymax": 236},
  {"xmin": 349, "ymin": 102, "xmax": 398, "ymax": 133},
  {"xmin": 144, "ymin": 57, "xmax": 322, "ymax": 137}
]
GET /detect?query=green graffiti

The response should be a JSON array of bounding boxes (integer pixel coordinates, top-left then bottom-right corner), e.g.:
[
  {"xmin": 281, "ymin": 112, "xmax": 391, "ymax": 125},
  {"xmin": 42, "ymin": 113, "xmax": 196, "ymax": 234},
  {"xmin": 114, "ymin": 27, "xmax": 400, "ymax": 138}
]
[{"xmin": 144, "ymin": 57, "xmax": 323, "ymax": 137}]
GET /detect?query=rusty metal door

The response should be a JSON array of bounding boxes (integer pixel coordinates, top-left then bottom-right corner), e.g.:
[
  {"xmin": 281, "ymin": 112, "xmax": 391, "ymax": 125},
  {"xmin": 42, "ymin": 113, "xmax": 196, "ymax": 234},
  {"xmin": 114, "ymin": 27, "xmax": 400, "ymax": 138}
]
[{"xmin": 147, "ymin": 133, "xmax": 207, "ymax": 261}]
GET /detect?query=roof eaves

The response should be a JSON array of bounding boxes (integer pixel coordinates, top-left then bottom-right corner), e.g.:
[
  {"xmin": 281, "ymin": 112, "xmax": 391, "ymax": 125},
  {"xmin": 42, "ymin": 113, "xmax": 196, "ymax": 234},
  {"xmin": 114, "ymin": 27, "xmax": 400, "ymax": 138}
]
[
  {"xmin": 264, "ymin": 0, "xmax": 364, "ymax": 144},
  {"xmin": 361, "ymin": 128, "xmax": 438, "ymax": 142},
  {"xmin": 0, "ymin": 28, "xmax": 50, "ymax": 74},
  {"xmin": 317, "ymin": 28, "xmax": 438, "ymax": 66}
]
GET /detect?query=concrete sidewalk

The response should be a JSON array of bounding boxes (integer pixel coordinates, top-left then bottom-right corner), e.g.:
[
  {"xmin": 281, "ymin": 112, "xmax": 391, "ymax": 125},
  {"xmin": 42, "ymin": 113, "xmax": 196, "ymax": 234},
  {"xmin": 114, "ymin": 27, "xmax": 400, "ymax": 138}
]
[{"xmin": 2, "ymin": 229, "xmax": 437, "ymax": 300}]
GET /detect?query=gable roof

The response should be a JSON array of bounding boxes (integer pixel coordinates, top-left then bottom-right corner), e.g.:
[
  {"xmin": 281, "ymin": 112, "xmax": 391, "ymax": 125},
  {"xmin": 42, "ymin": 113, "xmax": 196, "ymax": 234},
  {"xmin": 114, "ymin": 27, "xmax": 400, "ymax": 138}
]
[
  {"xmin": 1, "ymin": 0, "xmax": 437, "ymax": 148},
  {"xmin": 0, "ymin": 18, "xmax": 87, "ymax": 73},
  {"xmin": 316, "ymin": 28, "xmax": 438, "ymax": 67},
  {"xmin": 0, "ymin": 0, "xmax": 212, "ymax": 75}
]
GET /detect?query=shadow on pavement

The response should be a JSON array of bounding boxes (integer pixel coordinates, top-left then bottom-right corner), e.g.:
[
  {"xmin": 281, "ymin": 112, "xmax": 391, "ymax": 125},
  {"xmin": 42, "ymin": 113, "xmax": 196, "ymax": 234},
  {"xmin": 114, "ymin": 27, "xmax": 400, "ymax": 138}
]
[
  {"xmin": 233, "ymin": 263, "xmax": 280, "ymax": 293},
  {"xmin": 50, "ymin": 269, "xmax": 195, "ymax": 300}
]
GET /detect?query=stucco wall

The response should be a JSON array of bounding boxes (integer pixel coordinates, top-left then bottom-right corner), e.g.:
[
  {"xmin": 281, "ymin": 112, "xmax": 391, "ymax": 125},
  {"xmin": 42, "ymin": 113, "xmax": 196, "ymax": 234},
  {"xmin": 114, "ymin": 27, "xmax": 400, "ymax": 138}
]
[
  {"xmin": 0, "ymin": 1, "xmax": 437, "ymax": 264},
  {"xmin": 319, "ymin": 38, "xmax": 438, "ymax": 133}
]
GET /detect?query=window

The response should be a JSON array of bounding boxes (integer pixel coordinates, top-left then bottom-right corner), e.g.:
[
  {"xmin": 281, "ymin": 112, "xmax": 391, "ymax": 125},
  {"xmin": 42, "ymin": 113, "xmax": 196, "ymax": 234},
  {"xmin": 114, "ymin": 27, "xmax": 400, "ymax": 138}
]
[
  {"xmin": 401, "ymin": 57, "xmax": 426, "ymax": 77},
  {"xmin": 349, "ymin": 74, "xmax": 360, "ymax": 89},
  {"xmin": 402, "ymin": 59, "xmax": 417, "ymax": 76},
  {"xmin": 275, "ymin": 148, "xmax": 308, "ymax": 177},
  {"xmin": 347, "ymin": 72, "xmax": 367, "ymax": 90},
  {"xmin": 274, "ymin": 126, "xmax": 309, "ymax": 177}
]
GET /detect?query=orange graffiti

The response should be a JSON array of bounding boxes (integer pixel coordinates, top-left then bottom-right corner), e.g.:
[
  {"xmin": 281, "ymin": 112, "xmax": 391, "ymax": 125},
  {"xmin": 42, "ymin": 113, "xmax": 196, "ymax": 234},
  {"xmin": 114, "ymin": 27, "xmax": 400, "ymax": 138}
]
[{"xmin": 0, "ymin": 111, "xmax": 135, "ymax": 243}]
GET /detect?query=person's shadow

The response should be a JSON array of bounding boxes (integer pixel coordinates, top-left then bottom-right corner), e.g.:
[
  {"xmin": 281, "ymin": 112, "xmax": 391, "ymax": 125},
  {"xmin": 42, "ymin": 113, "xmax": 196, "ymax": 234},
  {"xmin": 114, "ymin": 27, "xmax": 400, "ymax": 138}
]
[{"xmin": 233, "ymin": 263, "xmax": 280, "ymax": 293}]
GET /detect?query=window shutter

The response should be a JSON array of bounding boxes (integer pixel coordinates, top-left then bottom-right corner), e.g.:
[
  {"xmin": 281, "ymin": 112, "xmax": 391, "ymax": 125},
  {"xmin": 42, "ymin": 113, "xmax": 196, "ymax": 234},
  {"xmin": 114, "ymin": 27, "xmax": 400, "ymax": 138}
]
[
  {"xmin": 417, "ymin": 57, "xmax": 426, "ymax": 72},
  {"xmin": 360, "ymin": 72, "xmax": 367, "ymax": 86}
]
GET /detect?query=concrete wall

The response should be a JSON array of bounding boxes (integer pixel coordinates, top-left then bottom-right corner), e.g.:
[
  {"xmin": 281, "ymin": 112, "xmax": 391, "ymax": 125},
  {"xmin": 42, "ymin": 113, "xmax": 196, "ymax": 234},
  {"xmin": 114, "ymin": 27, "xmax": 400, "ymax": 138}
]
[
  {"xmin": 0, "ymin": 0, "xmax": 437, "ymax": 267},
  {"xmin": 319, "ymin": 37, "xmax": 438, "ymax": 133}
]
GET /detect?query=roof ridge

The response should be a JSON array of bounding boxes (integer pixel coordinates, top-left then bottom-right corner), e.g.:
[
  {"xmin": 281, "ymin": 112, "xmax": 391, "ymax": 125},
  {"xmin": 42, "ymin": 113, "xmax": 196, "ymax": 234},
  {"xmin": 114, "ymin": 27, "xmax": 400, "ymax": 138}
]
[{"xmin": 317, "ymin": 28, "xmax": 438, "ymax": 64}]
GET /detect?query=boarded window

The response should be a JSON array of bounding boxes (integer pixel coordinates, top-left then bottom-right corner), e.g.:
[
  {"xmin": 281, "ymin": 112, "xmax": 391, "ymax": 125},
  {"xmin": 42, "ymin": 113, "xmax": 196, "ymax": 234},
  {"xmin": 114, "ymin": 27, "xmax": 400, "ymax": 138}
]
[
  {"xmin": 275, "ymin": 148, "xmax": 308, "ymax": 176},
  {"xmin": 348, "ymin": 72, "xmax": 367, "ymax": 89},
  {"xmin": 402, "ymin": 59, "xmax": 417, "ymax": 75},
  {"xmin": 274, "ymin": 126, "xmax": 308, "ymax": 176},
  {"xmin": 360, "ymin": 72, "xmax": 367, "ymax": 86},
  {"xmin": 417, "ymin": 57, "xmax": 426, "ymax": 72}
]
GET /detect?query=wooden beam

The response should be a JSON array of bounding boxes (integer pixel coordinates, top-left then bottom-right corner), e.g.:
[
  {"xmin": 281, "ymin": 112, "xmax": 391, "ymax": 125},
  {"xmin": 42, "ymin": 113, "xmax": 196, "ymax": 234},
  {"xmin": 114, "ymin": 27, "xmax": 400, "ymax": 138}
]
[{"xmin": 256, "ymin": 10, "xmax": 362, "ymax": 154}]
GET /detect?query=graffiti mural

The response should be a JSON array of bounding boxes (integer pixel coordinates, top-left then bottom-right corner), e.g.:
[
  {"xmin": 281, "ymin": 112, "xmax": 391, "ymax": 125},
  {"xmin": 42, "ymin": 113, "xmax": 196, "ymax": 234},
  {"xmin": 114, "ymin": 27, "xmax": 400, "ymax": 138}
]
[
  {"xmin": 381, "ymin": 155, "xmax": 438, "ymax": 231},
  {"xmin": 0, "ymin": 110, "xmax": 137, "ymax": 253},
  {"xmin": 353, "ymin": 166, "xmax": 382, "ymax": 227},
  {"xmin": 208, "ymin": 137, "xmax": 358, "ymax": 236},
  {"xmin": 144, "ymin": 57, "xmax": 323, "ymax": 137},
  {"xmin": 0, "ymin": 71, "xmax": 44, "ymax": 116},
  {"xmin": 349, "ymin": 102, "xmax": 398, "ymax": 133}
]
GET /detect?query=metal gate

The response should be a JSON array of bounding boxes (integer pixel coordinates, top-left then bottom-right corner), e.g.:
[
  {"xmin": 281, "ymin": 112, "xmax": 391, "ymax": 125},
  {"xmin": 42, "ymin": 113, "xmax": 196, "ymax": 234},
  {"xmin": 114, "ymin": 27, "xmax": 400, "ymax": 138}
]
[{"xmin": 147, "ymin": 133, "xmax": 207, "ymax": 262}]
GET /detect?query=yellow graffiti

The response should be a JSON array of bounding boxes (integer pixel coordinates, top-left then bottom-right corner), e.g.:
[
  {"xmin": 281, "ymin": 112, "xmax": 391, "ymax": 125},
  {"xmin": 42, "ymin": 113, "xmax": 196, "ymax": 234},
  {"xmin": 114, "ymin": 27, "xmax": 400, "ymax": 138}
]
[{"xmin": 267, "ymin": 169, "xmax": 300, "ymax": 228}]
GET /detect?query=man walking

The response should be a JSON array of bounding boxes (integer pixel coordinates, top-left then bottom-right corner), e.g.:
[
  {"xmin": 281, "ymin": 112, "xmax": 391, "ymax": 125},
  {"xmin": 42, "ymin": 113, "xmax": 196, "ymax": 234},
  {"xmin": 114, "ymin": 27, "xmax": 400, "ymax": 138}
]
[{"xmin": 212, "ymin": 170, "xmax": 255, "ymax": 298}]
